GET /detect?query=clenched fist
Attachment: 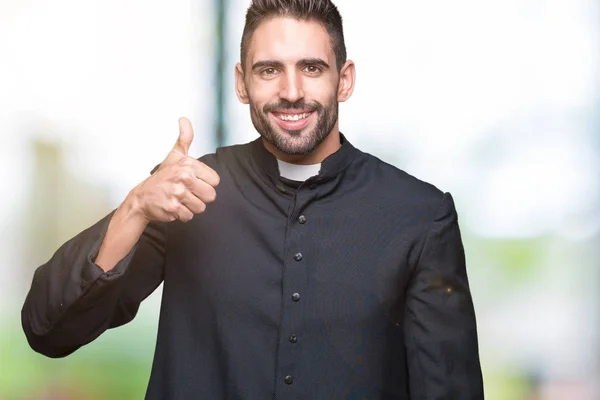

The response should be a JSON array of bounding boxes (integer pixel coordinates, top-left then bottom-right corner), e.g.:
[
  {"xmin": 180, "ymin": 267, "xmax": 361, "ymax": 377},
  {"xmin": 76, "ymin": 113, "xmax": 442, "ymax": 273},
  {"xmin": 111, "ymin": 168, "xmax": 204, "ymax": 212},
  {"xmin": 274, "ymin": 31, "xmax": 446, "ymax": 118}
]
[{"xmin": 130, "ymin": 117, "xmax": 220, "ymax": 223}]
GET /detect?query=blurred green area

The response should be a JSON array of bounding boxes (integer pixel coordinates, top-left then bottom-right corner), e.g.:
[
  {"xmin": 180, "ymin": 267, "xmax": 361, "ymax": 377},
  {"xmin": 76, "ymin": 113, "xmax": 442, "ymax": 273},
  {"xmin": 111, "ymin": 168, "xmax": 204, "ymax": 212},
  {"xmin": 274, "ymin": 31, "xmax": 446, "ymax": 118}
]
[
  {"xmin": 1, "ymin": 314, "xmax": 157, "ymax": 400},
  {"xmin": 1, "ymin": 139, "xmax": 157, "ymax": 400}
]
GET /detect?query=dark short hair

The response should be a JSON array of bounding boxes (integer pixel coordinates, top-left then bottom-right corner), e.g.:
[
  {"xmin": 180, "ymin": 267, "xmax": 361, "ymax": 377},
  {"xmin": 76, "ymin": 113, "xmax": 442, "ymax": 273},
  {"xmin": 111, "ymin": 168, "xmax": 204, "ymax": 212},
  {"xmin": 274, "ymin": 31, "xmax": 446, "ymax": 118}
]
[{"xmin": 240, "ymin": 0, "xmax": 347, "ymax": 72}]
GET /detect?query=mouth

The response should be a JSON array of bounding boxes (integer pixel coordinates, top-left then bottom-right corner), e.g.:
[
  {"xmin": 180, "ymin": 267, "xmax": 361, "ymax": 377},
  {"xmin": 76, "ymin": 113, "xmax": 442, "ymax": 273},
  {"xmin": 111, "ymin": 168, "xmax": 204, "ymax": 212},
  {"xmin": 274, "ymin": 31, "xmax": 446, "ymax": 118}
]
[{"xmin": 269, "ymin": 110, "xmax": 315, "ymax": 131}]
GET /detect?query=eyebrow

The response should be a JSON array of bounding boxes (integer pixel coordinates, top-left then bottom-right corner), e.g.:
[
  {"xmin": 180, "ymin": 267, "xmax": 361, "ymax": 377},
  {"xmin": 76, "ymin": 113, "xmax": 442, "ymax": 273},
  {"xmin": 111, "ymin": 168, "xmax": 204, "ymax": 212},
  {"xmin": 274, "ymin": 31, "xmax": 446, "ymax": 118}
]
[
  {"xmin": 251, "ymin": 60, "xmax": 285, "ymax": 71},
  {"xmin": 298, "ymin": 58, "xmax": 330, "ymax": 69},
  {"xmin": 251, "ymin": 58, "xmax": 330, "ymax": 71}
]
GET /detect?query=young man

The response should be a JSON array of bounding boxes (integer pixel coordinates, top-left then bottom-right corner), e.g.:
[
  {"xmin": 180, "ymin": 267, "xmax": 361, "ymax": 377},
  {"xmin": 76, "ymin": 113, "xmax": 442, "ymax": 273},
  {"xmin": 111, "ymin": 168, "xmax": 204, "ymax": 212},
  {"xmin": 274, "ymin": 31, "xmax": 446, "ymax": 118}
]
[{"xmin": 22, "ymin": 0, "xmax": 484, "ymax": 398}]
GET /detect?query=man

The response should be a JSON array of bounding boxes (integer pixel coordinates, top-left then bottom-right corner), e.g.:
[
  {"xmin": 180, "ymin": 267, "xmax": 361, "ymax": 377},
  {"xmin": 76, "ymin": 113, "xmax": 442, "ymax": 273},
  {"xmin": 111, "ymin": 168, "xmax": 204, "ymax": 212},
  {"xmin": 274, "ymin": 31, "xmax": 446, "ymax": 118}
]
[{"xmin": 22, "ymin": 0, "xmax": 484, "ymax": 398}]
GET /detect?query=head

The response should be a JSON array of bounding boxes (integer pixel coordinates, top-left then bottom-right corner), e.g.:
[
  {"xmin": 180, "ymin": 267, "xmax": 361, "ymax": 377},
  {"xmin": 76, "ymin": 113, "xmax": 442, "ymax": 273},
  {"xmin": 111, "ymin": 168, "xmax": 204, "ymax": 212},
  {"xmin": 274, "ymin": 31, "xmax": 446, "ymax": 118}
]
[{"xmin": 235, "ymin": 0, "xmax": 356, "ymax": 161}]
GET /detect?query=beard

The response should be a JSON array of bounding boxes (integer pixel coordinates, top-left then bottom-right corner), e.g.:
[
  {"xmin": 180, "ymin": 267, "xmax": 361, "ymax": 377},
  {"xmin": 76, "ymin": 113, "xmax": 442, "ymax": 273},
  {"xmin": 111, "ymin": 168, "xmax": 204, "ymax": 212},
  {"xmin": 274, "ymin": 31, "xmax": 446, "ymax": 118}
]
[{"xmin": 248, "ymin": 93, "xmax": 339, "ymax": 156}]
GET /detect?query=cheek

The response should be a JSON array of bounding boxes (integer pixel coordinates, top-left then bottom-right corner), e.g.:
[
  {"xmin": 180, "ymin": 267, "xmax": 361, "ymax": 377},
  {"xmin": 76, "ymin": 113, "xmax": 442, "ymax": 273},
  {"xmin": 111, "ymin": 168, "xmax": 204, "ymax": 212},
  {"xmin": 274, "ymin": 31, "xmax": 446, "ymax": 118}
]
[
  {"xmin": 304, "ymin": 78, "xmax": 338, "ymax": 102},
  {"xmin": 248, "ymin": 77, "xmax": 280, "ymax": 99}
]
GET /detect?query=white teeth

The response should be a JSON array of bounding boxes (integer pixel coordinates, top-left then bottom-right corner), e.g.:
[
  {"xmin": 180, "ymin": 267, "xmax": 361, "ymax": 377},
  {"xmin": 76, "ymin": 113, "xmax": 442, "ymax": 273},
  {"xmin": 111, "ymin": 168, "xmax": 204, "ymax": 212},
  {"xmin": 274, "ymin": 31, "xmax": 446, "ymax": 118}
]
[{"xmin": 277, "ymin": 112, "xmax": 310, "ymax": 121}]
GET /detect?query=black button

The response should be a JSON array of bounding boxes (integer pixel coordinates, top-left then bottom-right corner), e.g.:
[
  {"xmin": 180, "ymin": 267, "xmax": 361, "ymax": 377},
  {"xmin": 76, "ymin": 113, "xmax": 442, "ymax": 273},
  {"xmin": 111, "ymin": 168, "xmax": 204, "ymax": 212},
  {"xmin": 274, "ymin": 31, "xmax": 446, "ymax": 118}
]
[
  {"xmin": 292, "ymin": 293, "xmax": 300, "ymax": 302},
  {"xmin": 276, "ymin": 183, "xmax": 286, "ymax": 193},
  {"xmin": 294, "ymin": 253, "xmax": 303, "ymax": 261},
  {"xmin": 298, "ymin": 215, "xmax": 306, "ymax": 224},
  {"xmin": 284, "ymin": 375, "xmax": 293, "ymax": 385},
  {"xmin": 289, "ymin": 334, "xmax": 298, "ymax": 343},
  {"xmin": 309, "ymin": 183, "xmax": 317, "ymax": 190}
]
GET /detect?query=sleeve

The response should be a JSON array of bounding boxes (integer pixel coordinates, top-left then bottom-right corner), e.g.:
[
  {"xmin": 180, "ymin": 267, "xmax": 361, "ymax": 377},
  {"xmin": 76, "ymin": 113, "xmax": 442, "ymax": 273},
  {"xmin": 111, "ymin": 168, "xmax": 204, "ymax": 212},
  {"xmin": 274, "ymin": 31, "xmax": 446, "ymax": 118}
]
[
  {"xmin": 21, "ymin": 211, "xmax": 166, "ymax": 358},
  {"xmin": 404, "ymin": 192, "xmax": 484, "ymax": 399}
]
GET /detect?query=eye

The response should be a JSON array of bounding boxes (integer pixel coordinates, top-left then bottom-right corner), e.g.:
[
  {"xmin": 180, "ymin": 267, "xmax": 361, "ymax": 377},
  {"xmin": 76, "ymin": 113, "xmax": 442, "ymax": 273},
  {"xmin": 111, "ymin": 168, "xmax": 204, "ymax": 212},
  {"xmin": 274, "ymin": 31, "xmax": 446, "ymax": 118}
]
[
  {"xmin": 261, "ymin": 67, "xmax": 279, "ymax": 76},
  {"xmin": 303, "ymin": 65, "xmax": 321, "ymax": 75}
]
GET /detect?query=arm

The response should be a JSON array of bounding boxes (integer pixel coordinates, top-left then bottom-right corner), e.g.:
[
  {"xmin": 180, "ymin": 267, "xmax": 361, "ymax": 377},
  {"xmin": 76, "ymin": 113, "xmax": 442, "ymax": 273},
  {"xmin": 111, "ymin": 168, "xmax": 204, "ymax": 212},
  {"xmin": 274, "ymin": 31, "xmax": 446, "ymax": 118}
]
[
  {"xmin": 21, "ymin": 199, "xmax": 167, "ymax": 358},
  {"xmin": 404, "ymin": 193, "xmax": 484, "ymax": 399},
  {"xmin": 95, "ymin": 192, "xmax": 150, "ymax": 272},
  {"xmin": 21, "ymin": 117, "xmax": 219, "ymax": 358}
]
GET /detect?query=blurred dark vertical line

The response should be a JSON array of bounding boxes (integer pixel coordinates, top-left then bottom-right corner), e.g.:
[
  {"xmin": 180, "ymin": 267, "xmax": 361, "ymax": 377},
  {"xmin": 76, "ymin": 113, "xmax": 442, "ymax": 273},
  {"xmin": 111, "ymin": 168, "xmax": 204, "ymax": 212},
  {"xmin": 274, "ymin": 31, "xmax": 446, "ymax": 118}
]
[{"xmin": 215, "ymin": 0, "xmax": 227, "ymax": 147}]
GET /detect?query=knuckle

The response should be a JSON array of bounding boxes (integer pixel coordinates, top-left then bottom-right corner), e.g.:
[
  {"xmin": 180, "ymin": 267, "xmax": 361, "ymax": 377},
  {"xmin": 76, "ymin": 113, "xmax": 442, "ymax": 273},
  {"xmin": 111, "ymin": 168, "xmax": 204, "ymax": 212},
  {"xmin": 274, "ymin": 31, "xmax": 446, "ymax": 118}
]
[
  {"xmin": 164, "ymin": 205, "xmax": 176, "ymax": 215},
  {"xmin": 172, "ymin": 184, "xmax": 186, "ymax": 198},
  {"xmin": 183, "ymin": 171, "xmax": 195, "ymax": 184},
  {"xmin": 164, "ymin": 200, "xmax": 180, "ymax": 214},
  {"xmin": 177, "ymin": 169, "xmax": 194, "ymax": 185}
]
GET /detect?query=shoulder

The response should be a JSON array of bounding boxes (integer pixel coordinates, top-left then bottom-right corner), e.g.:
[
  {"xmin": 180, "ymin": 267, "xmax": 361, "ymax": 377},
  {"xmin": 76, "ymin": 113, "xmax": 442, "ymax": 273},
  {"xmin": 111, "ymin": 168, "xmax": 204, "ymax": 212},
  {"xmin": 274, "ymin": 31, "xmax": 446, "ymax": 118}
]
[
  {"xmin": 353, "ymin": 149, "xmax": 461, "ymax": 232},
  {"xmin": 197, "ymin": 141, "xmax": 255, "ymax": 170},
  {"xmin": 354, "ymin": 149, "xmax": 445, "ymax": 206}
]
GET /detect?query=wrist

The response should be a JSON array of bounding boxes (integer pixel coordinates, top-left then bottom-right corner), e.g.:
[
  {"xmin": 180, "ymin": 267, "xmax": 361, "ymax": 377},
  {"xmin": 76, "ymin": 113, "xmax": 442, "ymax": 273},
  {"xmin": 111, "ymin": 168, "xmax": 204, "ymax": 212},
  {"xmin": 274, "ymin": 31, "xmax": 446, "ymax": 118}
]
[
  {"xmin": 121, "ymin": 188, "xmax": 150, "ymax": 226},
  {"xmin": 96, "ymin": 192, "xmax": 148, "ymax": 273}
]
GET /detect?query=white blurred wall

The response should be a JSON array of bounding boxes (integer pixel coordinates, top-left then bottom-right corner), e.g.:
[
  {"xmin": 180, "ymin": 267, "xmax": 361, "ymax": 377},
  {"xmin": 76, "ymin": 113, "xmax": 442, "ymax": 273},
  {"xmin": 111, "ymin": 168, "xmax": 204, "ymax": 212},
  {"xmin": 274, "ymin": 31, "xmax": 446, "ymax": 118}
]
[{"xmin": 0, "ymin": 0, "xmax": 216, "ymax": 306}]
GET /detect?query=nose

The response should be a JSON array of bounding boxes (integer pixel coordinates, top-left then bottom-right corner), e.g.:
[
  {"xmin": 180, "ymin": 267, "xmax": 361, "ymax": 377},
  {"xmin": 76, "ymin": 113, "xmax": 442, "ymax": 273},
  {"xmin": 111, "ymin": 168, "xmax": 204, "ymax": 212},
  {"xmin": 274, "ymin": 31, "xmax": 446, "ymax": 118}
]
[{"xmin": 278, "ymin": 71, "xmax": 304, "ymax": 103}]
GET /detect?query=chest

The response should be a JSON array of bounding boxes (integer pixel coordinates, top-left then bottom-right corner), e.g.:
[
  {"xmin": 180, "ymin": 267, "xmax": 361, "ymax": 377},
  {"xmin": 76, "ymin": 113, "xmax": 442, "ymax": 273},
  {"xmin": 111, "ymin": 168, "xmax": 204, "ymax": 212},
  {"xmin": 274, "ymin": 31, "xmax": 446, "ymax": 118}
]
[{"xmin": 164, "ymin": 178, "xmax": 423, "ymax": 326}]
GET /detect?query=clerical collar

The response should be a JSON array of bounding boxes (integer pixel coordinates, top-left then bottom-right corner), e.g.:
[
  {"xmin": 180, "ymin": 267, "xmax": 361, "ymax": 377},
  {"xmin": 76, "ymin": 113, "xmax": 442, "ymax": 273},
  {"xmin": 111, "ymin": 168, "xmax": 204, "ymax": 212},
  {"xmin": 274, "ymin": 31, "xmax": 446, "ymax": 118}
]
[
  {"xmin": 250, "ymin": 133, "xmax": 357, "ymax": 182},
  {"xmin": 276, "ymin": 160, "xmax": 321, "ymax": 182}
]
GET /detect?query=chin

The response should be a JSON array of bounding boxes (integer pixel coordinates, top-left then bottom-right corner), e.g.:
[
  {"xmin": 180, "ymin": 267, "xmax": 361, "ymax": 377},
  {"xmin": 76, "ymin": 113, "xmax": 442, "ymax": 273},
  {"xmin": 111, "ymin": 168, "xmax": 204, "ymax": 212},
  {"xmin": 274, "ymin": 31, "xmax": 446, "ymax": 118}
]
[
  {"xmin": 274, "ymin": 140, "xmax": 313, "ymax": 156},
  {"xmin": 275, "ymin": 133, "xmax": 328, "ymax": 156}
]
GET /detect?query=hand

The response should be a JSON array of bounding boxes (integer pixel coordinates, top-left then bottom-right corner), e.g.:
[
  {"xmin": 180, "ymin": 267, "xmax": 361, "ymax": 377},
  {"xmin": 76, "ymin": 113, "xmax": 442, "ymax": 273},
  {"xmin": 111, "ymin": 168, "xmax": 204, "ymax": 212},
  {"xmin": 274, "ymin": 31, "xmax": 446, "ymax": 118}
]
[{"xmin": 129, "ymin": 117, "xmax": 220, "ymax": 223}]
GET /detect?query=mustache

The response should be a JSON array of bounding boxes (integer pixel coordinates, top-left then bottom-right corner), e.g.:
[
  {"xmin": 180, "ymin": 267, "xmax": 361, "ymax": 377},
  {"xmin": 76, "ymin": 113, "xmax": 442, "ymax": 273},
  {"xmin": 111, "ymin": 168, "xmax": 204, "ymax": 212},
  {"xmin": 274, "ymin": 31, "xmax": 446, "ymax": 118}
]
[{"xmin": 263, "ymin": 100, "xmax": 323, "ymax": 114}]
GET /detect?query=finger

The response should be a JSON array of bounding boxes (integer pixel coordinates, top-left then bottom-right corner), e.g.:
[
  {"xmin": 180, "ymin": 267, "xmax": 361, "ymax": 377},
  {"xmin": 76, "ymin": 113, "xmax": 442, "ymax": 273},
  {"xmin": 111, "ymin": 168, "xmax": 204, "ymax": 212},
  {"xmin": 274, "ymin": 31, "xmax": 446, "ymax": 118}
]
[
  {"xmin": 174, "ymin": 203, "xmax": 195, "ymax": 223},
  {"xmin": 186, "ymin": 178, "xmax": 217, "ymax": 204},
  {"xmin": 190, "ymin": 159, "xmax": 220, "ymax": 188},
  {"xmin": 180, "ymin": 190, "xmax": 208, "ymax": 214},
  {"xmin": 172, "ymin": 117, "xmax": 194, "ymax": 156}
]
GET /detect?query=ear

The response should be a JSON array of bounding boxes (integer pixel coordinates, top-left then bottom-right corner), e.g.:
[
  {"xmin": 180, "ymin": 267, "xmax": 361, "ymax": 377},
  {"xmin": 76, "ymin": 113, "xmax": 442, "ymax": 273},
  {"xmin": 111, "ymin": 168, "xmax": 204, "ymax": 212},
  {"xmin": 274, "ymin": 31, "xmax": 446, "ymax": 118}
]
[
  {"xmin": 235, "ymin": 63, "xmax": 250, "ymax": 104},
  {"xmin": 337, "ymin": 60, "xmax": 356, "ymax": 103}
]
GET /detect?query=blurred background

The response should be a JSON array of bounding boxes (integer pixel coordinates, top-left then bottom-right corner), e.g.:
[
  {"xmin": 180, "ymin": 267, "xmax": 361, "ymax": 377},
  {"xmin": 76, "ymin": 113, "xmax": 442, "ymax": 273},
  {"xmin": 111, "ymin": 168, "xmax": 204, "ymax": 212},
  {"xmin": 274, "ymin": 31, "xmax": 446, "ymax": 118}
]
[{"xmin": 1, "ymin": 0, "xmax": 599, "ymax": 398}]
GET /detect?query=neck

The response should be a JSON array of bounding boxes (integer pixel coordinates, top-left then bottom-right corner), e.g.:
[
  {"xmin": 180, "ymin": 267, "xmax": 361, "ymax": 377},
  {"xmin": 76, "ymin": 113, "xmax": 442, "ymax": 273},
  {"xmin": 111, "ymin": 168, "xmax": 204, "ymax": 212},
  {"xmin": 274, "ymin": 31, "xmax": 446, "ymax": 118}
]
[{"xmin": 262, "ymin": 124, "xmax": 341, "ymax": 165}]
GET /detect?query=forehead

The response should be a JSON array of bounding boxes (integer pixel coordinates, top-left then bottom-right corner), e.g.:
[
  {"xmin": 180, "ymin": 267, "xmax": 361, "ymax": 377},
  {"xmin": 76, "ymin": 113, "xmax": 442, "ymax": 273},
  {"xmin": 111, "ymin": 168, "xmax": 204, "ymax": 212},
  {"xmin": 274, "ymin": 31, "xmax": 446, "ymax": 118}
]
[{"xmin": 247, "ymin": 17, "xmax": 334, "ymax": 66}]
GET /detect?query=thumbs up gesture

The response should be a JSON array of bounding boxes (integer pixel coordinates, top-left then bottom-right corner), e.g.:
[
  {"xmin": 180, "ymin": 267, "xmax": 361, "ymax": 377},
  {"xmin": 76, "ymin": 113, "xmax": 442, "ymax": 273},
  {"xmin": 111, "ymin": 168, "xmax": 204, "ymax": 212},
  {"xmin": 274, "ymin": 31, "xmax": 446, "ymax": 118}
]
[{"xmin": 130, "ymin": 117, "xmax": 220, "ymax": 223}]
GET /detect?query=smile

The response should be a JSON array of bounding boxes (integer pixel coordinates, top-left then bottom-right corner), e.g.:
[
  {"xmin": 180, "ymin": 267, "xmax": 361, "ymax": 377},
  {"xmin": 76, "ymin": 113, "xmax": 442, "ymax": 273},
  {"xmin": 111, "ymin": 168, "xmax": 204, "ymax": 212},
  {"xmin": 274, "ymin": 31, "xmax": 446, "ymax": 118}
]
[{"xmin": 276, "ymin": 112, "xmax": 312, "ymax": 121}]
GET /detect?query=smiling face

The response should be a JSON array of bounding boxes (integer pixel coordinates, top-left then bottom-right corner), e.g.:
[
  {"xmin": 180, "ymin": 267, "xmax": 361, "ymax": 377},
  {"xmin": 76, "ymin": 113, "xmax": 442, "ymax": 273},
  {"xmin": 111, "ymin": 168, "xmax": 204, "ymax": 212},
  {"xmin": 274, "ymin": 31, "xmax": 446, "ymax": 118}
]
[{"xmin": 236, "ymin": 16, "xmax": 355, "ymax": 163}]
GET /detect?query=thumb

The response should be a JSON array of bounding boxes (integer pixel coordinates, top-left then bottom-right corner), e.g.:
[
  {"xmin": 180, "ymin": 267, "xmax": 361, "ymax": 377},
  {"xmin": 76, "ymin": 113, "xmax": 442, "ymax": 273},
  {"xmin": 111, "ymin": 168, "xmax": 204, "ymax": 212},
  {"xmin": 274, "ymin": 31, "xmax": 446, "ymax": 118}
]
[{"xmin": 172, "ymin": 117, "xmax": 194, "ymax": 156}]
